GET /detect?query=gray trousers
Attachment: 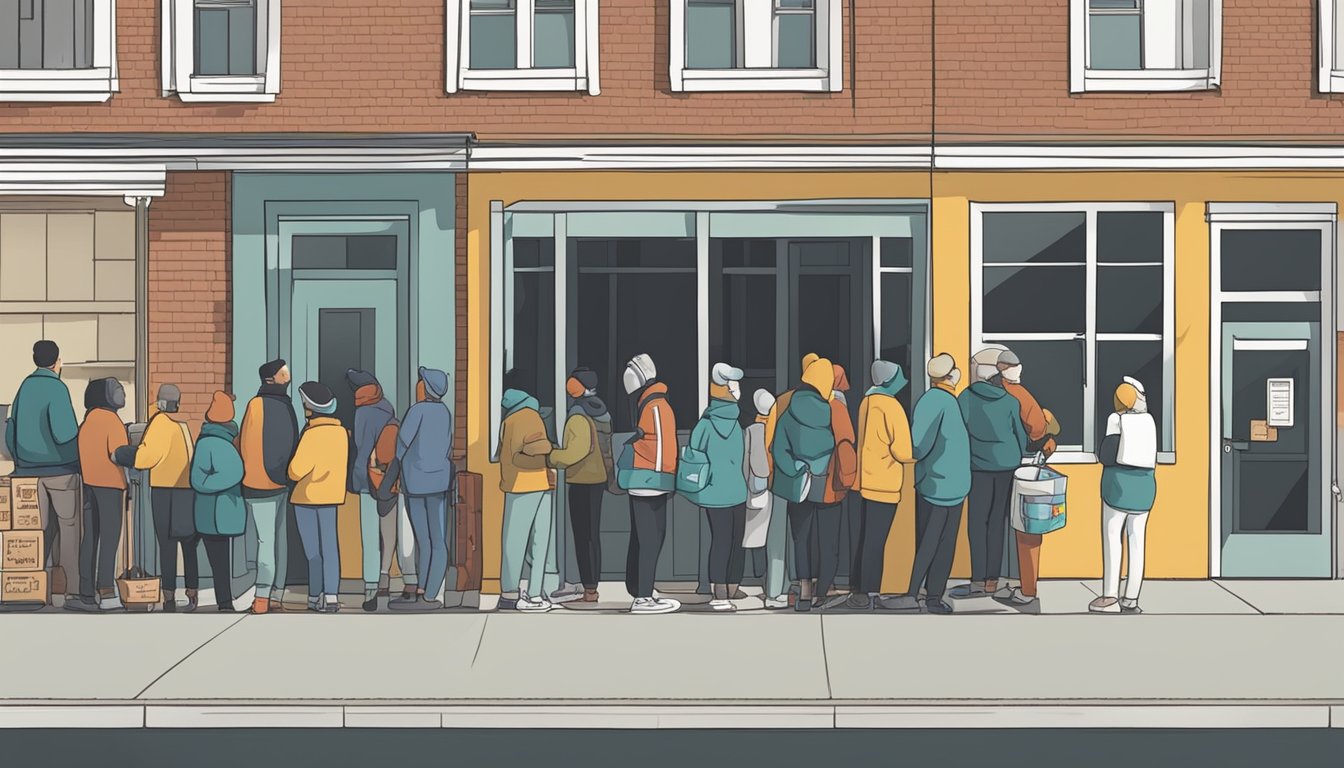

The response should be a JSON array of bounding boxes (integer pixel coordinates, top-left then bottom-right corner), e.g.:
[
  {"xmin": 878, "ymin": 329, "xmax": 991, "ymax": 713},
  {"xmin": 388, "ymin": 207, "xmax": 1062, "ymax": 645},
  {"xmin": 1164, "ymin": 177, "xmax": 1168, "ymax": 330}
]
[
  {"xmin": 245, "ymin": 491, "xmax": 289, "ymax": 601},
  {"xmin": 36, "ymin": 473, "xmax": 82, "ymax": 597},
  {"xmin": 79, "ymin": 485, "xmax": 123, "ymax": 597},
  {"xmin": 967, "ymin": 470, "xmax": 1015, "ymax": 584},
  {"xmin": 764, "ymin": 495, "xmax": 791, "ymax": 600}
]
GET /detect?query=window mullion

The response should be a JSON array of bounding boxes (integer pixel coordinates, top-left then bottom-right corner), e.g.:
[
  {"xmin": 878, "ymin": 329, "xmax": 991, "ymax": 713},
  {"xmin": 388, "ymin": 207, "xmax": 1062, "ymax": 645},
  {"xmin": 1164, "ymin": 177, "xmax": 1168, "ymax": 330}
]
[
  {"xmin": 742, "ymin": 0, "xmax": 772, "ymax": 68},
  {"xmin": 517, "ymin": 0, "xmax": 533, "ymax": 69},
  {"xmin": 1084, "ymin": 208, "xmax": 1098, "ymax": 453}
]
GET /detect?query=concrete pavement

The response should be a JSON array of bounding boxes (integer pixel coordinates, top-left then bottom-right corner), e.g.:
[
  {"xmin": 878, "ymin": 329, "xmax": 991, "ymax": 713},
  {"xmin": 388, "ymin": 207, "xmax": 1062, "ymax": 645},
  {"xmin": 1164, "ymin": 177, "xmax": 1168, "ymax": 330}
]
[{"xmin": 1, "ymin": 580, "xmax": 1342, "ymax": 730}]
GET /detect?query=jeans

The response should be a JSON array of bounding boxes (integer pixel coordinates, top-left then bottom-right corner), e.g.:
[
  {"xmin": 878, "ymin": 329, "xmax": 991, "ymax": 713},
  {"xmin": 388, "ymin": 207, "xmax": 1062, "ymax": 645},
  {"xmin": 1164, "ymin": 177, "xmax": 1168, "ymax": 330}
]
[
  {"xmin": 79, "ymin": 485, "xmax": 124, "ymax": 598},
  {"xmin": 813, "ymin": 502, "xmax": 845, "ymax": 598},
  {"xmin": 378, "ymin": 495, "xmax": 418, "ymax": 590},
  {"xmin": 37, "ymin": 473, "xmax": 82, "ymax": 596},
  {"xmin": 201, "ymin": 534, "xmax": 234, "ymax": 608},
  {"xmin": 245, "ymin": 491, "xmax": 289, "ymax": 600},
  {"xmin": 967, "ymin": 470, "xmax": 1015, "ymax": 584},
  {"xmin": 500, "ymin": 490, "xmax": 556, "ymax": 599},
  {"xmin": 704, "ymin": 505, "xmax": 746, "ymax": 585},
  {"xmin": 294, "ymin": 504, "xmax": 339, "ymax": 601},
  {"xmin": 359, "ymin": 493, "xmax": 382, "ymax": 591},
  {"xmin": 909, "ymin": 496, "xmax": 962, "ymax": 600},
  {"xmin": 569, "ymin": 483, "xmax": 604, "ymax": 589},
  {"xmin": 786, "ymin": 501, "xmax": 818, "ymax": 581},
  {"xmin": 625, "ymin": 494, "xmax": 667, "ymax": 599},
  {"xmin": 151, "ymin": 487, "xmax": 198, "ymax": 592},
  {"xmin": 764, "ymin": 494, "xmax": 790, "ymax": 600},
  {"xmin": 1101, "ymin": 504, "xmax": 1150, "ymax": 601},
  {"xmin": 407, "ymin": 493, "xmax": 450, "ymax": 601},
  {"xmin": 852, "ymin": 500, "xmax": 896, "ymax": 595}
]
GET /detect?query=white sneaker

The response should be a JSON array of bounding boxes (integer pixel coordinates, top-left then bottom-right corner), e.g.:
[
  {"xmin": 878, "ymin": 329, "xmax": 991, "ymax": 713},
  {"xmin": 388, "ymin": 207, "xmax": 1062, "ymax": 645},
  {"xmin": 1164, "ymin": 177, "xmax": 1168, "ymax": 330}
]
[
  {"xmin": 630, "ymin": 597, "xmax": 678, "ymax": 615},
  {"xmin": 763, "ymin": 596, "xmax": 789, "ymax": 610},
  {"xmin": 549, "ymin": 585, "xmax": 584, "ymax": 604},
  {"xmin": 517, "ymin": 597, "xmax": 555, "ymax": 613},
  {"xmin": 709, "ymin": 599, "xmax": 736, "ymax": 612}
]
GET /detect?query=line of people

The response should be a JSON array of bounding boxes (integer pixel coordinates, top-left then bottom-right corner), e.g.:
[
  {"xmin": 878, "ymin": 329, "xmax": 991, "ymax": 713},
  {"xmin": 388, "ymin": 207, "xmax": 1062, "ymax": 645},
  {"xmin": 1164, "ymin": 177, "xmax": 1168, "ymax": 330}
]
[
  {"xmin": 497, "ymin": 345, "xmax": 1158, "ymax": 615},
  {"xmin": 4, "ymin": 339, "xmax": 461, "ymax": 614}
]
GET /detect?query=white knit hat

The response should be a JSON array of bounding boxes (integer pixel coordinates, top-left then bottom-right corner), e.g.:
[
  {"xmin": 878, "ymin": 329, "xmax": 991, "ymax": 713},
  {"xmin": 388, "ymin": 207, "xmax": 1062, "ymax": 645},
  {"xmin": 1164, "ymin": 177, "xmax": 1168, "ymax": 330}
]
[{"xmin": 626, "ymin": 354, "xmax": 657, "ymax": 388}]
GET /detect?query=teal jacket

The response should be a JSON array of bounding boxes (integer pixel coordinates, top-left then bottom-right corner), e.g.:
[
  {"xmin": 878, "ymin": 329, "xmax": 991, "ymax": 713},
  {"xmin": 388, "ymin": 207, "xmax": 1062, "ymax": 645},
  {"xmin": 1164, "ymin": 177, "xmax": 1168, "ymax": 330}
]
[
  {"xmin": 958, "ymin": 380, "xmax": 1029, "ymax": 472},
  {"xmin": 4, "ymin": 368, "xmax": 80, "ymax": 477},
  {"xmin": 684, "ymin": 398, "xmax": 748, "ymax": 509},
  {"xmin": 770, "ymin": 387, "xmax": 835, "ymax": 503},
  {"xmin": 191, "ymin": 421, "xmax": 246, "ymax": 537},
  {"xmin": 911, "ymin": 386, "xmax": 972, "ymax": 507}
]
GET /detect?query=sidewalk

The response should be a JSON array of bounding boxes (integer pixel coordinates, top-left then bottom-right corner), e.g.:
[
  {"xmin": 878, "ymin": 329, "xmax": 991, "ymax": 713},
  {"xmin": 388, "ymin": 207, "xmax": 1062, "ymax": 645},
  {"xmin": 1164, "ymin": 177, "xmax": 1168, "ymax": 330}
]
[{"xmin": 1, "ymin": 580, "xmax": 1342, "ymax": 730}]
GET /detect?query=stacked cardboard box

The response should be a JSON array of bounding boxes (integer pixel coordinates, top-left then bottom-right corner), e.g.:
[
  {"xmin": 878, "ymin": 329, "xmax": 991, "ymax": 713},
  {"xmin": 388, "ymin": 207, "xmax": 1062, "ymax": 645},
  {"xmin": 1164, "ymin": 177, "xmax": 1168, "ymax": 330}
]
[{"xmin": 0, "ymin": 478, "xmax": 48, "ymax": 607}]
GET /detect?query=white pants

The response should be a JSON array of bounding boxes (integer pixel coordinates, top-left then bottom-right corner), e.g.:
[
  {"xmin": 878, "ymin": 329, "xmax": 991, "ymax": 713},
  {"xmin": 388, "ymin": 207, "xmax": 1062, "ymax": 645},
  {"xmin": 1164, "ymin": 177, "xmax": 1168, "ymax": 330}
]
[{"xmin": 1101, "ymin": 503, "xmax": 1149, "ymax": 601}]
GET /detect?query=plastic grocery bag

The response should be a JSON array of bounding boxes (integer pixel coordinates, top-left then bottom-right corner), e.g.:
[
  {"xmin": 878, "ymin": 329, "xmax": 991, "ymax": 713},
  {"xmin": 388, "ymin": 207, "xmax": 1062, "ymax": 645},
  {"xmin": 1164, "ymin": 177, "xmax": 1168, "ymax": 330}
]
[{"xmin": 1010, "ymin": 456, "xmax": 1068, "ymax": 535}]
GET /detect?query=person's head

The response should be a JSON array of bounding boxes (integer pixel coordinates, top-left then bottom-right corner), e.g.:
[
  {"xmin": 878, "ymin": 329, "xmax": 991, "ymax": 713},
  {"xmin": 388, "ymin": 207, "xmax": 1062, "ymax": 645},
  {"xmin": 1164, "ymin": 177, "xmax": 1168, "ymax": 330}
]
[
  {"xmin": 567, "ymin": 366, "xmax": 599, "ymax": 400},
  {"xmin": 800, "ymin": 357, "xmax": 835, "ymax": 400},
  {"xmin": 259, "ymin": 359, "xmax": 290, "ymax": 386},
  {"xmin": 623, "ymin": 354, "xmax": 657, "ymax": 395},
  {"xmin": 1114, "ymin": 376, "xmax": 1148, "ymax": 415},
  {"xmin": 345, "ymin": 368, "xmax": 377, "ymax": 393},
  {"xmin": 84, "ymin": 377, "xmax": 126, "ymax": 412},
  {"xmin": 205, "ymin": 391, "xmax": 236, "ymax": 424},
  {"xmin": 800, "ymin": 353, "xmax": 820, "ymax": 378},
  {"xmin": 709, "ymin": 362, "xmax": 744, "ymax": 401},
  {"xmin": 155, "ymin": 383, "xmax": 182, "ymax": 414},
  {"xmin": 417, "ymin": 367, "xmax": 449, "ymax": 403},
  {"xmin": 996, "ymin": 349, "xmax": 1023, "ymax": 384},
  {"xmin": 926, "ymin": 353, "xmax": 960, "ymax": 388},
  {"xmin": 971, "ymin": 346, "xmax": 1006, "ymax": 384},
  {"xmin": 752, "ymin": 389, "xmax": 775, "ymax": 418},
  {"xmin": 298, "ymin": 381, "xmax": 337, "ymax": 419},
  {"xmin": 33, "ymin": 340, "xmax": 60, "ymax": 374}
]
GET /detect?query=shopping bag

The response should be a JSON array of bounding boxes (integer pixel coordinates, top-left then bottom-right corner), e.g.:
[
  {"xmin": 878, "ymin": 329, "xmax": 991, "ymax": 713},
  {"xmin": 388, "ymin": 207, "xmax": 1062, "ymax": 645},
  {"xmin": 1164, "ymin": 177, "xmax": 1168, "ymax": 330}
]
[
  {"xmin": 675, "ymin": 445, "xmax": 712, "ymax": 498},
  {"xmin": 1011, "ymin": 457, "xmax": 1068, "ymax": 535}
]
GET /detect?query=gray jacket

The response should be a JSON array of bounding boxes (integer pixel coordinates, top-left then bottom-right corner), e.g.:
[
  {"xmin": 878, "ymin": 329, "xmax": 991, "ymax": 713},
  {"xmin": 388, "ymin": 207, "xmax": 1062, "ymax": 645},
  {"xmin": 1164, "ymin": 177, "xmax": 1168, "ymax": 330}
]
[{"xmin": 396, "ymin": 400, "xmax": 455, "ymax": 496}]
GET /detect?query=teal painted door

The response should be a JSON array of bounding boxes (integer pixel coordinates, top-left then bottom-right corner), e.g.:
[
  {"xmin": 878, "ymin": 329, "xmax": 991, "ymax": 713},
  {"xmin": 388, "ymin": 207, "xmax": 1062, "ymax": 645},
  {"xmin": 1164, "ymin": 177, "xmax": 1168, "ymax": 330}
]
[
  {"xmin": 290, "ymin": 280, "xmax": 399, "ymax": 422},
  {"xmin": 1220, "ymin": 322, "xmax": 1330, "ymax": 577}
]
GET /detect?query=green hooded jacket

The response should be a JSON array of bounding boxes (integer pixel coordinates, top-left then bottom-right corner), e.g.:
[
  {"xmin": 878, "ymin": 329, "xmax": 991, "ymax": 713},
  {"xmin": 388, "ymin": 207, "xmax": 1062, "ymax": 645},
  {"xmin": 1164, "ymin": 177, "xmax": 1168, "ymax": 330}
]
[
  {"xmin": 191, "ymin": 421, "xmax": 246, "ymax": 536},
  {"xmin": 957, "ymin": 380, "xmax": 1029, "ymax": 472},
  {"xmin": 770, "ymin": 386, "xmax": 835, "ymax": 503},
  {"xmin": 683, "ymin": 397, "xmax": 748, "ymax": 509}
]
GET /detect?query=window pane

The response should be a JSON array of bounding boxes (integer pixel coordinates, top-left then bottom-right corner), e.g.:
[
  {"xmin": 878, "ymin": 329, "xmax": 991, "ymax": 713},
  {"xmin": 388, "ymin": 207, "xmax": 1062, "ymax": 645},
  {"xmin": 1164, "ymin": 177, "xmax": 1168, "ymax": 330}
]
[
  {"xmin": 1220, "ymin": 229, "xmax": 1322, "ymax": 292},
  {"xmin": 346, "ymin": 235, "xmax": 398, "ymax": 270},
  {"xmin": 982, "ymin": 212, "xmax": 1085, "ymax": 264},
  {"xmin": 507, "ymin": 270, "xmax": 556, "ymax": 413},
  {"xmin": 614, "ymin": 238, "xmax": 696, "ymax": 268},
  {"xmin": 470, "ymin": 12, "xmax": 517, "ymax": 69},
  {"xmin": 1337, "ymin": 0, "xmax": 1344, "ymax": 70},
  {"xmin": 1097, "ymin": 211, "xmax": 1162, "ymax": 263},
  {"xmin": 290, "ymin": 236, "xmax": 346, "ymax": 270},
  {"xmin": 775, "ymin": 12, "xmax": 814, "ymax": 68},
  {"xmin": 195, "ymin": 7, "xmax": 231, "ymax": 75},
  {"xmin": 996, "ymin": 340, "xmax": 1085, "ymax": 448},
  {"xmin": 1185, "ymin": 0, "xmax": 1210, "ymax": 69},
  {"xmin": 687, "ymin": 1, "xmax": 736, "ymax": 69},
  {"xmin": 512, "ymin": 237, "xmax": 555, "ymax": 269},
  {"xmin": 880, "ymin": 237, "xmax": 914, "ymax": 268},
  {"xmin": 1097, "ymin": 265, "xmax": 1162, "ymax": 334},
  {"xmin": 982, "ymin": 265, "xmax": 1085, "ymax": 334},
  {"xmin": 880, "ymin": 271, "xmax": 913, "ymax": 413},
  {"xmin": 227, "ymin": 3, "xmax": 257, "ymax": 75},
  {"xmin": 1088, "ymin": 13, "xmax": 1141, "ymax": 70},
  {"xmin": 533, "ymin": 3, "xmax": 575, "ymax": 68},
  {"xmin": 717, "ymin": 238, "xmax": 776, "ymax": 268},
  {"xmin": 1096, "ymin": 340, "xmax": 1164, "ymax": 453}
]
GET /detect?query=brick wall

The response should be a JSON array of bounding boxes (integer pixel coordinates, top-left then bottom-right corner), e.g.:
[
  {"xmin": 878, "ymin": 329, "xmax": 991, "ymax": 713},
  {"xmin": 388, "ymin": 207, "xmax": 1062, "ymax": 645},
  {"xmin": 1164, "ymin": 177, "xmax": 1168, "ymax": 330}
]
[
  {"xmin": 0, "ymin": 0, "xmax": 931, "ymax": 140},
  {"xmin": 147, "ymin": 172, "xmax": 231, "ymax": 435}
]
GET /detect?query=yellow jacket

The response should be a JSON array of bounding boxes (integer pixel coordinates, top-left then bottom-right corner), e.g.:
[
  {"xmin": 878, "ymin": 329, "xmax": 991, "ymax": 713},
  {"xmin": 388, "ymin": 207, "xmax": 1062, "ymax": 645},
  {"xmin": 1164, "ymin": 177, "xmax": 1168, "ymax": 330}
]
[
  {"xmin": 498, "ymin": 407, "xmax": 554, "ymax": 494},
  {"xmin": 287, "ymin": 416, "xmax": 349, "ymax": 506},
  {"xmin": 856, "ymin": 392, "xmax": 914, "ymax": 504},
  {"xmin": 135, "ymin": 408, "xmax": 194, "ymax": 489}
]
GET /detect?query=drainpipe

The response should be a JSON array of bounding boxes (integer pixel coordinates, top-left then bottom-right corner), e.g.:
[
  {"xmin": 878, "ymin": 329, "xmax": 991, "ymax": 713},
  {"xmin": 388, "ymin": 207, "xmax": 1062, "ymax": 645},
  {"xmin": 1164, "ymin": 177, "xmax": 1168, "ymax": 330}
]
[{"xmin": 132, "ymin": 195, "xmax": 151, "ymax": 422}]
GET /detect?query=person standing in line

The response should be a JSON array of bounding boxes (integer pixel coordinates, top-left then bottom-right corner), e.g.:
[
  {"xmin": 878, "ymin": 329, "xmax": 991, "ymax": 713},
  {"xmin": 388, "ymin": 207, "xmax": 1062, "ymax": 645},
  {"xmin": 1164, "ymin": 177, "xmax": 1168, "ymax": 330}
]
[
  {"xmin": 950, "ymin": 349, "xmax": 1029, "ymax": 600},
  {"xmin": 849, "ymin": 360, "xmax": 914, "ymax": 611},
  {"xmin": 67, "ymin": 378, "xmax": 129, "ymax": 612},
  {"xmin": 191, "ymin": 392, "xmax": 246, "ymax": 612},
  {"xmin": 346, "ymin": 368, "xmax": 413, "ymax": 612},
  {"xmin": 548, "ymin": 367, "xmax": 615, "ymax": 604},
  {"xmin": 390, "ymin": 367, "xmax": 455, "ymax": 612},
  {"xmin": 994, "ymin": 349, "xmax": 1062, "ymax": 610},
  {"xmin": 745, "ymin": 389, "xmax": 785, "ymax": 609},
  {"xmin": 114, "ymin": 384, "xmax": 198, "ymax": 612},
  {"xmin": 619, "ymin": 354, "xmax": 681, "ymax": 615},
  {"xmin": 5, "ymin": 340, "xmax": 82, "ymax": 607},
  {"xmin": 815, "ymin": 364, "xmax": 859, "ymax": 611},
  {"xmin": 771, "ymin": 356, "xmax": 836, "ymax": 612},
  {"xmin": 239, "ymin": 359, "xmax": 299, "ymax": 615},
  {"xmin": 887, "ymin": 354, "xmax": 972, "ymax": 614},
  {"xmin": 1090, "ymin": 377, "xmax": 1158, "ymax": 615},
  {"xmin": 368, "ymin": 410, "xmax": 419, "ymax": 603},
  {"xmin": 495, "ymin": 386, "xmax": 559, "ymax": 612},
  {"xmin": 684, "ymin": 363, "xmax": 749, "ymax": 612},
  {"xmin": 288, "ymin": 382, "xmax": 349, "ymax": 613}
]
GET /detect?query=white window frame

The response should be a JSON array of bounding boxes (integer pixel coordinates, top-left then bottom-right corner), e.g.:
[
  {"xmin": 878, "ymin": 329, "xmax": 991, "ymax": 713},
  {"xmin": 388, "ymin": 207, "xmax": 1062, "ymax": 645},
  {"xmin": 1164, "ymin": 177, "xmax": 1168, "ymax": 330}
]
[
  {"xmin": 1320, "ymin": 1, "xmax": 1344, "ymax": 93},
  {"xmin": 669, "ymin": 0, "xmax": 841, "ymax": 93},
  {"xmin": 162, "ymin": 0, "xmax": 281, "ymax": 102},
  {"xmin": 0, "ymin": 0, "xmax": 119, "ymax": 102},
  {"xmin": 1069, "ymin": 0, "xmax": 1221, "ymax": 93},
  {"xmin": 970, "ymin": 202, "xmax": 1176, "ymax": 465},
  {"xmin": 446, "ymin": 0, "xmax": 599, "ymax": 95}
]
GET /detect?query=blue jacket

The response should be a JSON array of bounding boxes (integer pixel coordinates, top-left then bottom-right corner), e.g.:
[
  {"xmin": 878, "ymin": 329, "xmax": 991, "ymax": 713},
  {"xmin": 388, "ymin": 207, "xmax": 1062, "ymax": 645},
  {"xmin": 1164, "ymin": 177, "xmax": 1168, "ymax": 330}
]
[
  {"xmin": 350, "ymin": 391, "xmax": 395, "ymax": 494},
  {"xmin": 684, "ymin": 398, "xmax": 748, "ymax": 509},
  {"xmin": 5, "ymin": 368, "xmax": 80, "ymax": 476},
  {"xmin": 770, "ymin": 387, "xmax": 835, "ymax": 503},
  {"xmin": 397, "ymin": 398, "xmax": 455, "ymax": 496},
  {"xmin": 958, "ymin": 380, "xmax": 1029, "ymax": 472},
  {"xmin": 911, "ymin": 386, "xmax": 972, "ymax": 507},
  {"xmin": 191, "ymin": 421, "xmax": 246, "ymax": 537}
]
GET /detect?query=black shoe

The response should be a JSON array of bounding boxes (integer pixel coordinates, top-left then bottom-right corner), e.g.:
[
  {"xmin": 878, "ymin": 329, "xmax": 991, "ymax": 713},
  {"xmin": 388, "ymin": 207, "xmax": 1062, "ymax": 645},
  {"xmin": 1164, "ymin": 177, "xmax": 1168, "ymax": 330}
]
[
  {"xmin": 217, "ymin": 604, "xmax": 236, "ymax": 613},
  {"xmin": 925, "ymin": 598, "xmax": 953, "ymax": 615},
  {"xmin": 64, "ymin": 596, "xmax": 100, "ymax": 613},
  {"xmin": 389, "ymin": 595, "xmax": 423, "ymax": 612},
  {"xmin": 794, "ymin": 598, "xmax": 813, "ymax": 613},
  {"xmin": 162, "ymin": 600, "xmax": 177, "ymax": 614},
  {"xmin": 362, "ymin": 596, "xmax": 379, "ymax": 613}
]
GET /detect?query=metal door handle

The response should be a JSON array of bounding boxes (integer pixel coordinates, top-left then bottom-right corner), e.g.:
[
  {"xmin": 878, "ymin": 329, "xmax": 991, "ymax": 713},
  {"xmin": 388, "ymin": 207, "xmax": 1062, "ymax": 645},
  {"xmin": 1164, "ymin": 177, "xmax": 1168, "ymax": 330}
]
[{"xmin": 1224, "ymin": 441, "xmax": 1249, "ymax": 452}]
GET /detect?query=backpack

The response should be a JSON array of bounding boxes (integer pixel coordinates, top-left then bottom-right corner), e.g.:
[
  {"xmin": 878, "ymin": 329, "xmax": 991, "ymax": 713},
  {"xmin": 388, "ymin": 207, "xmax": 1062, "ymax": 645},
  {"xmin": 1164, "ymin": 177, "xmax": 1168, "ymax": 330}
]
[
  {"xmin": 578, "ymin": 408, "xmax": 624, "ymax": 497},
  {"xmin": 369, "ymin": 419, "xmax": 401, "ymax": 507}
]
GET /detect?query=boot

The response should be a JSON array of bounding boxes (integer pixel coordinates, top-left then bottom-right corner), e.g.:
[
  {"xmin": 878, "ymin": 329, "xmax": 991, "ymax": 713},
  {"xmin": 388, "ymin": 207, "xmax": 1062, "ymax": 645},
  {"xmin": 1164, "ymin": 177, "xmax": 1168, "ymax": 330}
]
[
  {"xmin": 183, "ymin": 588, "xmax": 199, "ymax": 613},
  {"xmin": 582, "ymin": 589, "xmax": 599, "ymax": 603},
  {"xmin": 162, "ymin": 590, "xmax": 177, "ymax": 613},
  {"xmin": 729, "ymin": 583, "xmax": 745, "ymax": 600},
  {"xmin": 249, "ymin": 597, "xmax": 271, "ymax": 615}
]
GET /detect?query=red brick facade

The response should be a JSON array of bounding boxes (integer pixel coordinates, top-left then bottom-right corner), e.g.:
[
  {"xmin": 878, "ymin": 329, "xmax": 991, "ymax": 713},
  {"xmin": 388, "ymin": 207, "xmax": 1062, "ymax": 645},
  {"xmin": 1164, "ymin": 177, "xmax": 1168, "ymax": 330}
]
[{"xmin": 147, "ymin": 172, "xmax": 231, "ymax": 434}]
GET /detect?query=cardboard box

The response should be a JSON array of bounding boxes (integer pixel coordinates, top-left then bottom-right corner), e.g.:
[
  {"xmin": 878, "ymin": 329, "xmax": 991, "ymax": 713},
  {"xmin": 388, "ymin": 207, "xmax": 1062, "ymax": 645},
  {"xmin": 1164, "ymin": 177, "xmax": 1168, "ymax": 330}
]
[
  {"xmin": 0, "ymin": 477, "xmax": 10, "ymax": 530},
  {"xmin": 0, "ymin": 530, "xmax": 43, "ymax": 571},
  {"xmin": 116, "ymin": 576, "xmax": 160, "ymax": 606},
  {"xmin": 0, "ymin": 570, "xmax": 47, "ymax": 605},
  {"xmin": 9, "ymin": 477, "xmax": 41, "ymax": 530}
]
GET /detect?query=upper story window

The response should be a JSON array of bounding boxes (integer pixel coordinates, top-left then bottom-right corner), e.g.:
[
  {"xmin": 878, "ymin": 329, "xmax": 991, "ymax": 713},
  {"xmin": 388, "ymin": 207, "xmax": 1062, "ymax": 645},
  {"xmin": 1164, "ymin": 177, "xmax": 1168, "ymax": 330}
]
[
  {"xmin": 1070, "ymin": 0, "xmax": 1221, "ymax": 93},
  {"xmin": 445, "ymin": 0, "xmax": 599, "ymax": 94},
  {"xmin": 162, "ymin": 0, "xmax": 281, "ymax": 102},
  {"xmin": 670, "ymin": 0, "xmax": 842, "ymax": 93},
  {"xmin": 1320, "ymin": 1, "xmax": 1344, "ymax": 92},
  {"xmin": 0, "ymin": 0, "xmax": 119, "ymax": 102}
]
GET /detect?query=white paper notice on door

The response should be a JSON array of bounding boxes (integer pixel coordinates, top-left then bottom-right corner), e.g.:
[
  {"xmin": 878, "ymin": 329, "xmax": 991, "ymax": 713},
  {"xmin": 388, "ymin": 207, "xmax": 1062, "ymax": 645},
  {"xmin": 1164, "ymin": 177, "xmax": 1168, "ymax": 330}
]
[{"xmin": 1267, "ymin": 378, "xmax": 1294, "ymax": 428}]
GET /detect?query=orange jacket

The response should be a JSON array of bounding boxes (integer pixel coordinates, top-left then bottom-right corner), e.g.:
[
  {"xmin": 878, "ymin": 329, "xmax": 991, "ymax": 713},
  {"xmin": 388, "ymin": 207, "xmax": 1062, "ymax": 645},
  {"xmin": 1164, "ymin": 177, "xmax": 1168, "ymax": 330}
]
[
  {"xmin": 79, "ymin": 408, "xmax": 128, "ymax": 490},
  {"xmin": 1003, "ymin": 381, "xmax": 1056, "ymax": 457},
  {"xmin": 823, "ymin": 369, "xmax": 858, "ymax": 504},
  {"xmin": 633, "ymin": 382, "xmax": 677, "ymax": 474}
]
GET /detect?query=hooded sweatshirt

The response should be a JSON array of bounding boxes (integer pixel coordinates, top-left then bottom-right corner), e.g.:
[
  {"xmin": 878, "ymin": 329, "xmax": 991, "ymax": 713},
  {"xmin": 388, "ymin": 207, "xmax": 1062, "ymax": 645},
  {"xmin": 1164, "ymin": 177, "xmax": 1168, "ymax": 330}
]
[
  {"xmin": 349, "ymin": 382, "xmax": 396, "ymax": 494},
  {"xmin": 857, "ymin": 366, "xmax": 914, "ymax": 504},
  {"xmin": 685, "ymin": 397, "xmax": 748, "ymax": 509},
  {"xmin": 79, "ymin": 379, "xmax": 129, "ymax": 490},
  {"xmin": 912, "ymin": 382, "xmax": 972, "ymax": 506},
  {"xmin": 191, "ymin": 420, "xmax": 246, "ymax": 536},
  {"xmin": 770, "ymin": 359, "xmax": 836, "ymax": 503},
  {"xmin": 549, "ymin": 389, "xmax": 612, "ymax": 486},
  {"xmin": 958, "ymin": 379, "xmax": 1029, "ymax": 472},
  {"xmin": 288, "ymin": 414, "xmax": 349, "ymax": 506},
  {"xmin": 397, "ymin": 371, "xmax": 455, "ymax": 496},
  {"xmin": 822, "ymin": 365, "xmax": 858, "ymax": 505},
  {"xmin": 497, "ymin": 389, "xmax": 554, "ymax": 494}
]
